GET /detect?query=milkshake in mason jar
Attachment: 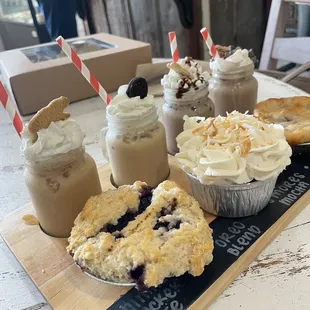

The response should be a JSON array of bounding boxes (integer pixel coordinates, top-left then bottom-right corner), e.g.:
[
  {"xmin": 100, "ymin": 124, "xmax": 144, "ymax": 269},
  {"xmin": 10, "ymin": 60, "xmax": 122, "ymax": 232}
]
[
  {"xmin": 103, "ymin": 77, "xmax": 170, "ymax": 187},
  {"xmin": 209, "ymin": 46, "xmax": 258, "ymax": 116},
  {"xmin": 161, "ymin": 57, "xmax": 214, "ymax": 155},
  {"xmin": 21, "ymin": 97, "xmax": 101, "ymax": 237}
]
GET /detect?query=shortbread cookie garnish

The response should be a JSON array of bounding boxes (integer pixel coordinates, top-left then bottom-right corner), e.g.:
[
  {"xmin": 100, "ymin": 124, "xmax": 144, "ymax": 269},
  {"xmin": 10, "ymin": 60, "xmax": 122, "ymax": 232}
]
[{"xmin": 28, "ymin": 96, "xmax": 70, "ymax": 138}]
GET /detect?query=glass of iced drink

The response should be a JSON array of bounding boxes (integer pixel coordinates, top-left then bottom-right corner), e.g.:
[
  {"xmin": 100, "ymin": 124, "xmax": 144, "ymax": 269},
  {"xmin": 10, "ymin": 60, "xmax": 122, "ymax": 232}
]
[
  {"xmin": 101, "ymin": 78, "xmax": 170, "ymax": 187},
  {"xmin": 21, "ymin": 97, "xmax": 101, "ymax": 237},
  {"xmin": 209, "ymin": 46, "xmax": 258, "ymax": 116},
  {"xmin": 161, "ymin": 57, "xmax": 214, "ymax": 155}
]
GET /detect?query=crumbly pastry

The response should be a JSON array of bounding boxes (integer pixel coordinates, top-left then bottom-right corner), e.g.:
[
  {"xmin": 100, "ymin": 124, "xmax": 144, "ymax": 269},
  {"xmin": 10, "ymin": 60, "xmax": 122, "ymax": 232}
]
[
  {"xmin": 68, "ymin": 180, "xmax": 214, "ymax": 290},
  {"xmin": 28, "ymin": 96, "xmax": 70, "ymax": 139},
  {"xmin": 254, "ymin": 96, "xmax": 310, "ymax": 145}
]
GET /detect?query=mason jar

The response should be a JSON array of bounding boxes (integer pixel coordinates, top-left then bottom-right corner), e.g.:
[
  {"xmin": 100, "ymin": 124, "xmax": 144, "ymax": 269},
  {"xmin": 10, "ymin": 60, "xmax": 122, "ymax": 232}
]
[
  {"xmin": 162, "ymin": 85, "xmax": 214, "ymax": 155},
  {"xmin": 209, "ymin": 63, "xmax": 258, "ymax": 116},
  {"xmin": 101, "ymin": 105, "xmax": 170, "ymax": 187},
  {"xmin": 23, "ymin": 146, "xmax": 102, "ymax": 238}
]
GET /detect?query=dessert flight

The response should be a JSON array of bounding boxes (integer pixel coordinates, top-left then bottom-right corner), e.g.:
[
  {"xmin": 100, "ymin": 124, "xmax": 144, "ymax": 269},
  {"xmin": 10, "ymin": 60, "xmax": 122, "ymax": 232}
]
[{"xmin": 18, "ymin": 30, "xmax": 310, "ymax": 292}]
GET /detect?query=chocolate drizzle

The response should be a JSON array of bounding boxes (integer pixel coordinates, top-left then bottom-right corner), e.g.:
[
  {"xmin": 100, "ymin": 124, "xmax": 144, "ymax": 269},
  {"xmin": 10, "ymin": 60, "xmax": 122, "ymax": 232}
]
[{"xmin": 175, "ymin": 56, "xmax": 207, "ymax": 99}]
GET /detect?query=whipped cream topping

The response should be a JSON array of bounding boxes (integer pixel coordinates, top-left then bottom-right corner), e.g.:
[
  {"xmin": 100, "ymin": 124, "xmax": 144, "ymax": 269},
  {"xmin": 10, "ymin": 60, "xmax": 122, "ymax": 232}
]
[
  {"xmin": 210, "ymin": 49, "xmax": 253, "ymax": 72},
  {"xmin": 176, "ymin": 111, "xmax": 292, "ymax": 185},
  {"xmin": 107, "ymin": 85, "xmax": 155, "ymax": 118},
  {"xmin": 21, "ymin": 119, "xmax": 85, "ymax": 161},
  {"xmin": 161, "ymin": 57, "xmax": 211, "ymax": 90}
]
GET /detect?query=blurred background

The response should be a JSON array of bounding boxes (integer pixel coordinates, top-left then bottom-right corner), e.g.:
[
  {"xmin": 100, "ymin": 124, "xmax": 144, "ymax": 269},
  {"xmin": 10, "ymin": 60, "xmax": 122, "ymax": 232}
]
[{"xmin": 0, "ymin": 0, "xmax": 308, "ymax": 71}]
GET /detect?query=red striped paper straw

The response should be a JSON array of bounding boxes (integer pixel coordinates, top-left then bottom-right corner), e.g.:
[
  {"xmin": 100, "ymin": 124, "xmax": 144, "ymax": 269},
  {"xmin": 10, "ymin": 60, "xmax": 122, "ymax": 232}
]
[
  {"xmin": 0, "ymin": 82, "xmax": 23, "ymax": 137},
  {"xmin": 168, "ymin": 32, "xmax": 179, "ymax": 63},
  {"xmin": 200, "ymin": 27, "xmax": 219, "ymax": 59},
  {"xmin": 56, "ymin": 36, "xmax": 111, "ymax": 105}
]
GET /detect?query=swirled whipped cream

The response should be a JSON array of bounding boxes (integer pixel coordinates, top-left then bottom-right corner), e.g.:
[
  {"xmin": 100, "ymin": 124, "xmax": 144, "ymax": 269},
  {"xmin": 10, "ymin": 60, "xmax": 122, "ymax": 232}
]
[
  {"xmin": 107, "ymin": 84, "xmax": 154, "ymax": 117},
  {"xmin": 161, "ymin": 57, "xmax": 211, "ymax": 92},
  {"xmin": 210, "ymin": 48, "xmax": 253, "ymax": 72},
  {"xmin": 21, "ymin": 119, "xmax": 85, "ymax": 161},
  {"xmin": 176, "ymin": 111, "xmax": 292, "ymax": 185}
]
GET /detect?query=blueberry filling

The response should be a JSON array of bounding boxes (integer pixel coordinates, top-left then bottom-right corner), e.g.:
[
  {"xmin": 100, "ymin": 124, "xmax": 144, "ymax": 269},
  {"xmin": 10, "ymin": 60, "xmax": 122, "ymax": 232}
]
[
  {"xmin": 153, "ymin": 220, "xmax": 182, "ymax": 231},
  {"xmin": 138, "ymin": 186, "xmax": 153, "ymax": 214},
  {"xmin": 153, "ymin": 199, "xmax": 182, "ymax": 231},
  {"xmin": 93, "ymin": 186, "xmax": 153, "ymax": 238},
  {"xmin": 129, "ymin": 265, "xmax": 148, "ymax": 292}
]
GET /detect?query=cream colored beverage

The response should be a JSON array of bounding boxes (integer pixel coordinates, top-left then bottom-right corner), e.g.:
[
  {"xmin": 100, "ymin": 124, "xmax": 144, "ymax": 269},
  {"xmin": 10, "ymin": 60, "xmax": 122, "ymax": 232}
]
[
  {"xmin": 209, "ymin": 47, "xmax": 258, "ymax": 116},
  {"xmin": 21, "ymin": 98, "xmax": 101, "ymax": 237},
  {"xmin": 161, "ymin": 57, "xmax": 214, "ymax": 155},
  {"xmin": 102, "ymin": 78, "xmax": 170, "ymax": 187}
]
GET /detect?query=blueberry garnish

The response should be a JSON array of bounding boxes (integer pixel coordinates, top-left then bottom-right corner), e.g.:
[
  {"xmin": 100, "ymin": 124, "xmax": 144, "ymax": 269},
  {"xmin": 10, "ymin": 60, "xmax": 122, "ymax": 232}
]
[{"xmin": 126, "ymin": 77, "xmax": 148, "ymax": 99}]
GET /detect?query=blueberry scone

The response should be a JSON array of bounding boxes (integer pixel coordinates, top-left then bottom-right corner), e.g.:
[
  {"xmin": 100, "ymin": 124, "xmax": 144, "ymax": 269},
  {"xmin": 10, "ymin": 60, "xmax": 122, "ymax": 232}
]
[{"xmin": 68, "ymin": 180, "xmax": 214, "ymax": 290}]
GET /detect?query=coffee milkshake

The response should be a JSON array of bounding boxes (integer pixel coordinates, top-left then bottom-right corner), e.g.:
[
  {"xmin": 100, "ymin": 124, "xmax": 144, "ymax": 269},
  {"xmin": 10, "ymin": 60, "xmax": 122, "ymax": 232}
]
[
  {"xmin": 102, "ymin": 78, "xmax": 170, "ymax": 187},
  {"xmin": 21, "ymin": 97, "xmax": 101, "ymax": 237},
  {"xmin": 209, "ymin": 47, "xmax": 258, "ymax": 116},
  {"xmin": 161, "ymin": 57, "xmax": 214, "ymax": 155}
]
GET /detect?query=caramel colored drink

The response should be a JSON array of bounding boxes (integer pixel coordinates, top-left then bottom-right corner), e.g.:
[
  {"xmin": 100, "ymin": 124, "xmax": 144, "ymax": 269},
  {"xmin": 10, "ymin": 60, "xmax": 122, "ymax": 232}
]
[
  {"xmin": 102, "ymin": 79, "xmax": 170, "ymax": 187},
  {"xmin": 21, "ymin": 98, "xmax": 101, "ymax": 237},
  {"xmin": 24, "ymin": 147, "xmax": 101, "ymax": 237}
]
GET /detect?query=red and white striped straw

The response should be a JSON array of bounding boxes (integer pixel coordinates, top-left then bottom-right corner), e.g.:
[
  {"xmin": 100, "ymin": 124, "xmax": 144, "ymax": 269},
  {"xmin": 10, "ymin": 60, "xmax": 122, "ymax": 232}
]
[
  {"xmin": 200, "ymin": 27, "xmax": 219, "ymax": 59},
  {"xmin": 0, "ymin": 82, "xmax": 23, "ymax": 137},
  {"xmin": 56, "ymin": 36, "xmax": 111, "ymax": 105},
  {"xmin": 168, "ymin": 32, "xmax": 179, "ymax": 63}
]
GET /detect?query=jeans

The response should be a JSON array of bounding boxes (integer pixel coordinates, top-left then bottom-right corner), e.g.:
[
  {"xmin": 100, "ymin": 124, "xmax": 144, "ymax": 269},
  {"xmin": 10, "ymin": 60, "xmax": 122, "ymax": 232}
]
[{"xmin": 37, "ymin": 0, "xmax": 78, "ymax": 40}]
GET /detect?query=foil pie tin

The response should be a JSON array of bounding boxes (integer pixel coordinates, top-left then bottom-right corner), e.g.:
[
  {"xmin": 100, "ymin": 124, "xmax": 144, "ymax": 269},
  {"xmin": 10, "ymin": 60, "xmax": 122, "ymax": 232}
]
[
  {"xmin": 185, "ymin": 172, "xmax": 277, "ymax": 218},
  {"xmin": 75, "ymin": 263, "xmax": 135, "ymax": 287}
]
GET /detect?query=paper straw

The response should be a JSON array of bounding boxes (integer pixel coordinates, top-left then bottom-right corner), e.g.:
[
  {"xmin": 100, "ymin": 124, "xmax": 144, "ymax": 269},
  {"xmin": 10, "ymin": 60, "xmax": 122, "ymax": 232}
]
[
  {"xmin": 0, "ymin": 82, "xmax": 23, "ymax": 137},
  {"xmin": 200, "ymin": 27, "xmax": 219, "ymax": 59},
  {"xmin": 168, "ymin": 32, "xmax": 179, "ymax": 62},
  {"xmin": 56, "ymin": 36, "xmax": 111, "ymax": 105}
]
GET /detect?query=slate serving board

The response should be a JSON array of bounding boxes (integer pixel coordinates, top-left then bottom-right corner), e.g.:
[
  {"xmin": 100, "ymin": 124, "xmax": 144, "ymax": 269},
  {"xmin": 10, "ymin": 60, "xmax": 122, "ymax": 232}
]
[{"xmin": 0, "ymin": 155, "xmax": 309, "ymax": 310}]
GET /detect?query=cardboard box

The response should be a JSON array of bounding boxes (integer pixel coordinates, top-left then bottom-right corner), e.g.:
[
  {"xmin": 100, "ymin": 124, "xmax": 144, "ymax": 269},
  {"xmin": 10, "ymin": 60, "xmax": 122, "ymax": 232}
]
[{"xmin": 0, "ymin": 33, "xmax": 152, "ymax": 115}]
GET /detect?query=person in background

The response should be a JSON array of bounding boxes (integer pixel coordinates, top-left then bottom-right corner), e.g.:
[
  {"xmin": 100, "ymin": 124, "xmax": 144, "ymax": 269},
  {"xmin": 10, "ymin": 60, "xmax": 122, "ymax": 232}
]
[{"xmin": 37, "ymin": 0, "xmax": 78, "ymax": 40}]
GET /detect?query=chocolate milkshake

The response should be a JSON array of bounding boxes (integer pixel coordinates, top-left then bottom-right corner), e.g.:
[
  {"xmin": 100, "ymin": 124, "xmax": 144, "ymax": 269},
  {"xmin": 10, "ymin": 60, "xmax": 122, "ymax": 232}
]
[
  {"xmin": 102, "ymin": 78, "xmax": 170, "ymax": 187},
  {"xmin": 21, "ymin": 97, "xmax": 101, "ymax": 237},
  {"xmin": 161, "ymin": 57, "xmax": 214, "ymax": 155},
  {"xmin": 209, "ymin": 46, "xmax": 258, "ymax": 116}
]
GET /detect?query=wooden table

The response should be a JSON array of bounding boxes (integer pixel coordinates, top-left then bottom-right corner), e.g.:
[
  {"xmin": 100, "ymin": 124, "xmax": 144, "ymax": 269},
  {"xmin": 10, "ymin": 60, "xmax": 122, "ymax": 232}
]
[{"xmin": 0, "ymin": 72, "xmax": 309, "ymax": 310}]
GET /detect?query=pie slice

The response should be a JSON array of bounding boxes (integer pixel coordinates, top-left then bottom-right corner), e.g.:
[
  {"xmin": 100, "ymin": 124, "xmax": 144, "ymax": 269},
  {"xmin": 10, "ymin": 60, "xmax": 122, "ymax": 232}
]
[
  {"xmin": 254, "ymin": 96, "xmax": 310, "ymax": 145},
  {"xmin": 68, "ymin": 180, "xmax": 214, "ymax": 291}
]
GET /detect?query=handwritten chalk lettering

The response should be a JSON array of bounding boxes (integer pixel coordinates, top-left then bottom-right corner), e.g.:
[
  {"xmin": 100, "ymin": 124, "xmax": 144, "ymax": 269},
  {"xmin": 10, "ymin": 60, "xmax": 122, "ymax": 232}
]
[
  {"xmin": 227, "ymin": 248, "xmax": 240, "ymax": 256},
  {"xmin": 215, "ymin": 239, "xmax": 228, "ymax": 248},
  {"xmin": 135, "ymin": 282, "xmax": 184, "ymax": 310},
  {"xmin": 218, "ymin": 232, "xmax": 236, "ymax": 243},
  {"xmin": 279, "ymin": 181, "xmax": 310, "ymax": 206},
  {"xmin": 237, "ymin": 237, "xmax": 250, "ymax": 246},
  {"xmin": 270, "ymin": 172, "xmax": 309, "ymax": 204},
  {"xmin": 231, "ymin": 244, "xmax": 244, "ymax": 251},
  {"xmin": 170, "ymin": 300, "xmax": 184, "ymax": 310},
  {"xmin": 168, "ymin": 281, "xmax": 183, "ymax": 292},
  {"xmin": 289, "ymin": 176, "xmax": 300, "ymax": 183},
  {"xmin": 294, "ymin": 172, "xmax": 305, "ymax": 179},
  {"xmin": 233, "ymin": 221, "xmax": 246, "ymax": 229},
  {"xmin": 147, "ymin": 294, "xmax": 168, "ymax": 310},
  {"xmin": 228, "ymin": 226, "xmax": 241, "ymax": 234},
  {"xmin": 226, "ymin": 225, "xmax": 261, "ymax": 257},
  {"xmin": 163, "ymin": 288, "xmax": 177, "ymax": 299},
  {"xmin": 243, "ymin": 231, "xmax": 256, "ymax": 241},
  {"xmin": 121, "ymin": 302, "xmax": 140, "ymax": 310}
]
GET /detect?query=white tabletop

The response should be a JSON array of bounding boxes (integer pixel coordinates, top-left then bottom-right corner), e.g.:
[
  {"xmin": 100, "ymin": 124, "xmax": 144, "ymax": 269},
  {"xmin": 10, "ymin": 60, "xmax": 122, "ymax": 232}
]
[{"xmin": 0, "ymin": 73, "xmax": 309, "ymax": 310}]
